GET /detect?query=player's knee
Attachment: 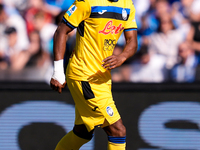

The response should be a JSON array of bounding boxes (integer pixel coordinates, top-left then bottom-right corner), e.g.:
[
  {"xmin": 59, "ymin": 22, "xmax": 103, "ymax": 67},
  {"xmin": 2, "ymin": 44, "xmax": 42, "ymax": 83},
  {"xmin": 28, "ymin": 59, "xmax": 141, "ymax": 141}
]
[
  {"xmin": 104, "ymin": 119, "xmax": 126, "ymax": 137},
  {"xmin": 73, "ymin": 124, "xmax": 94, "ymax": 140}
]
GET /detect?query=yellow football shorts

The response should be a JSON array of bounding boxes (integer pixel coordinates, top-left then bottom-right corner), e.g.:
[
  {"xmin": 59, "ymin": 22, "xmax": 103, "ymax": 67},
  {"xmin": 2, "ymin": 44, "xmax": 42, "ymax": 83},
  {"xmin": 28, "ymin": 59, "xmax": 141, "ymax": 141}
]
[{"xmin": 66, "ymin": 78, "xmax": 121, "ymax": 132}]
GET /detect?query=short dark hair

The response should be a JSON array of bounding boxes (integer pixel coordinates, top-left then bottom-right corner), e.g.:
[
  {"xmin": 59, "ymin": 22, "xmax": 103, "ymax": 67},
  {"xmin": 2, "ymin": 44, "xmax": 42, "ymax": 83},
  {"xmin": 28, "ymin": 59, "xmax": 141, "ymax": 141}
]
[{"xmin": 5, "ymin": 27, "xmax": 17, "ymax": 35}]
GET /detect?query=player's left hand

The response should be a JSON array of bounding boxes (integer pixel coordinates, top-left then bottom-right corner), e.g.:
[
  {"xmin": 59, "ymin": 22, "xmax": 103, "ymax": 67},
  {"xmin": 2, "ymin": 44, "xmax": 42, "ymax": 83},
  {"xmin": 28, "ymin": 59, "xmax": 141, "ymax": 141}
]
[{"xmin": 102, "ymin": 54, "xmax": 125, "ymax": 70}]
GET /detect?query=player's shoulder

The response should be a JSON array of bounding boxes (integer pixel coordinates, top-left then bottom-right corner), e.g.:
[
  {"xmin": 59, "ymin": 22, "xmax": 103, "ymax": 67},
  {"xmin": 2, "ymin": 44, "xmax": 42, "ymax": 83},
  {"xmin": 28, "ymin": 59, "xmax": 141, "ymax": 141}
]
[
  {"xmin": 116, "ymin": 0, "xmax": 135, "ymax": 9},
  {"xmin": 125, "ymin": 0, "xmax": 136, "ymax": 11},
  {"xmin": 126, "ymin": 0, "xmax": 133, "ymax": 3},
  {"xmin": 126, "ymin": 0, "xmax": 135, "ymax": 7},
  {"xmin": 73, "ymin": 0, "xmax": 91, "ymax": 10},
  {"xmin": 85, "ymin": 0, "xmax": 96, "ymax": 5}
]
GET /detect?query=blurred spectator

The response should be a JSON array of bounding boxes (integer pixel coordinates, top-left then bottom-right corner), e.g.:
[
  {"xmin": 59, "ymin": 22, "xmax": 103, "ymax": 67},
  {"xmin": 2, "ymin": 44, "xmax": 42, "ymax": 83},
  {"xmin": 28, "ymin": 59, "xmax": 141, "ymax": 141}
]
[
  {"xmin": 171, "ymin": 0, "xmax": 189, "ymax": 25},
  {"xmin": 0, "ymin": 25, "xmax": 52, "ymax": 71},
  {"xmin": 2, "ymin": 0, "xmax": 28, "ymax": 14},
  {"xmin": 26, "ymin": 30, "xmax": 51, "ymax": 68},
  {"xmin": 0, "ymin": 57, "xmax": 7, "ymax": 70},
  {"xmin": 25, "ymin": 0, "xmax": 55, "ymax": 34},
  {"xmin": 170, "ymin": 41, "xmax": 199, "ymax": 82},
  {"xmin": 0, "ymin": 4, "xmax": 29, "ymax": 54},
  {"xmin": 147, "ymin": 13, "xmax": 185, "ymax": 69},
  {"xmin": 137, "ymin": 0, "xmax": 170, "ymax": 37},
  {"xmin": 45, "ymin": 0, "xmax": 74, "ymax": 12},
  {"xmin": 154, "ymin": 0, "xmax": 171, "ymax": 18},
  {"xmin": 130, "ymin": 44, "xmax": 167, "ymax": 83},
  {"xmin": 186, "ymin": 12, "xmax": 200, "ymax": 52},
  {"xmin": 181, "ymin": 0, "xmax": 200, "ymax": 20},
  {"xmin": 0, "ymin": 28, "xmax": 53, "ymax": 82},
  {"xmin": 2, "ymin": 27, "xmax": 27, "ymax": 70},
  {"xmin": 26, "ymin": 0, "xmax": 62, "ymax": 17},
  {"xmin": 32, "ymin": 10, "xmax": 57, "ymax": 54},
  {"xmin": 10, "ymin": 30, "xmax": 52, "ymax": 71},
  {"xmin": 171, "ymin": 0, "xmax": 200, "ymax": 26},
  {"xmin": 0, "ymin": 0, "xmax": 200, "ymax": 83},
  {"xmin": 132, "ymin": 0, "xmax": 150, "ymax": 18},
  {"xmin": 0, "ymin": 47, "xmax": 7, "ymax": 69}
]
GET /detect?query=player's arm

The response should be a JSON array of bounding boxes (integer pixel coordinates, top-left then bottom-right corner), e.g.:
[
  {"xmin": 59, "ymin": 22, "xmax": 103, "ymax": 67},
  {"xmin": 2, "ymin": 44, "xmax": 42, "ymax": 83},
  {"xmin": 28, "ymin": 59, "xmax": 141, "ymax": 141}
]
[
  {"xmin": 50, "ymin": 22, "xmax": 73, "ymax": 93},
  {"xmin": 54, "ymin": 22, "xmax": 73, "ymax": 60},
  {"xmin": 102, "ymin": 2, "xmax": 138, "ymax": 69},
  {"xmin": 102, "ymin": 30, "xmax": 138, "ymax": 70},
  {"xmin": 50, "ymin": 0, "xmax": 90, "ymax": 93}
]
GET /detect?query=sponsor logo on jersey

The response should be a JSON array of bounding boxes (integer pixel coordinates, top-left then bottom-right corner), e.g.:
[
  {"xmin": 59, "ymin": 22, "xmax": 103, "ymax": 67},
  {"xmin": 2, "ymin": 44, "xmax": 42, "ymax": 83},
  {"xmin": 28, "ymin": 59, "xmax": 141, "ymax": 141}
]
[
  {"xmin": 98, "ymin": 10, "xmax": 107, "ymax": 15},
  {"xmin": 67, "ymin": 5, "xmax": 77, "ymax": 16},
  {"xmin": 106, "ymin": 106, "xmax": 114, "ymax": 116},
  {"xmin": 103, "ymin": 39, "xmax": 116, "ymax": 51},
  {"xmin": 122, "ymin": 9, "xmax": 127, "ymax": 20},
  {"xmin": 99, "ymin": 20, "xmax": 124, "ymax": 35}
]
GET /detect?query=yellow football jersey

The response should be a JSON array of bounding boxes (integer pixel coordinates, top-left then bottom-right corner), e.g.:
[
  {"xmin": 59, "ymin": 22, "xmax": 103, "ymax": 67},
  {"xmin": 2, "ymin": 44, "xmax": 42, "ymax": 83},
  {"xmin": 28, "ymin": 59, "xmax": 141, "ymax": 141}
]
[{"xmin": 63, "ymin": 0, "xmax": 137, "ymax": 84}]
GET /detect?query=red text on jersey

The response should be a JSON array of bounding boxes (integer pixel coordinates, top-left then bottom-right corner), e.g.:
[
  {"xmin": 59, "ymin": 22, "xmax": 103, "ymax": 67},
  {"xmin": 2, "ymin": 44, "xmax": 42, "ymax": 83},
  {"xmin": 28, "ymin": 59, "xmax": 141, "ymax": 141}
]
[{"xmin": 99, "ymin": 20, "xmax": 124, "ymax": 35}]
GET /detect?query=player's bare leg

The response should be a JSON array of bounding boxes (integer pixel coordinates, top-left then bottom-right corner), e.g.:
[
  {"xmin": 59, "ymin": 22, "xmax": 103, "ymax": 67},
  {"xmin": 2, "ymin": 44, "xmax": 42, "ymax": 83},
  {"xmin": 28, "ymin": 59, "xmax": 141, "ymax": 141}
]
[{"xmin": 103, "ymin": 119, "xmax": 126, "ymax": 150}]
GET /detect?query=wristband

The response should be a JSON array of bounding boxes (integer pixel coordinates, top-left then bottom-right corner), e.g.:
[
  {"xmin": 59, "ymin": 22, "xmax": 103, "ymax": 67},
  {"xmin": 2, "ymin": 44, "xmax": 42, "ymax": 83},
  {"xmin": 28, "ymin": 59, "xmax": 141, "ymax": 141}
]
[
  {"xmin": 54, "ymin": 59, "xmax": 64, "ymax": 73},
  {"xmin": 52, "ymin": 59, "xmax": 66, "ymax": 84}
]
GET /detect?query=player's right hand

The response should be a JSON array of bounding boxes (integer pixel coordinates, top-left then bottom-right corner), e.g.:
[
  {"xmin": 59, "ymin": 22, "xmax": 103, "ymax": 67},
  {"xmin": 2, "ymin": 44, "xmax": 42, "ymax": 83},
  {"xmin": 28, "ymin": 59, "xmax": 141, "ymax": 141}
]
[
  {"xmin": 50, "ymin": 78, "xmax": 66, "ymax": 93},
  {"xmin": 102, "ymin": 54, "xmax": 125, "ymax": 70}
]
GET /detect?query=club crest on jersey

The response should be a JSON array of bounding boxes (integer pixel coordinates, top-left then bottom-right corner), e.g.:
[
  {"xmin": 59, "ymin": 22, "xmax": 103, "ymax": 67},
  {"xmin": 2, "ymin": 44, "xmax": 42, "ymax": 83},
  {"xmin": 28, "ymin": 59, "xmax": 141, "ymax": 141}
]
[
  {"xmin": 99, "ymin": 20, "xmax": 124, "ymax": 35},
  {"xmin": 106, "ymin": 106, "xmax": 114, "ymax": 116},
  {"xmin": 122, "ymin": 9, "xmax": 127, "ymax": 20},
  {"xmin": 66, "ymin": 5, "xmax": 77, "ymax": 16}
]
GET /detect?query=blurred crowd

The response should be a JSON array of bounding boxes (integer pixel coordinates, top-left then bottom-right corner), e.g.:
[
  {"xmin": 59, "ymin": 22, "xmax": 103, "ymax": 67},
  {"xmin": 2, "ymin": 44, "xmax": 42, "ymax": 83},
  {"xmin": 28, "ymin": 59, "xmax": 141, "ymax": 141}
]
[
  {"xmin": 0, "ymin": 0, "xmax": 200, "ymax": 83},
  {"xmin": 112, "ymin": 0, "xmax": 200, "ymax": 83},
  {"xmin": 0, "ymin": 0, "xmax": 75, "ymax": 82}
]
